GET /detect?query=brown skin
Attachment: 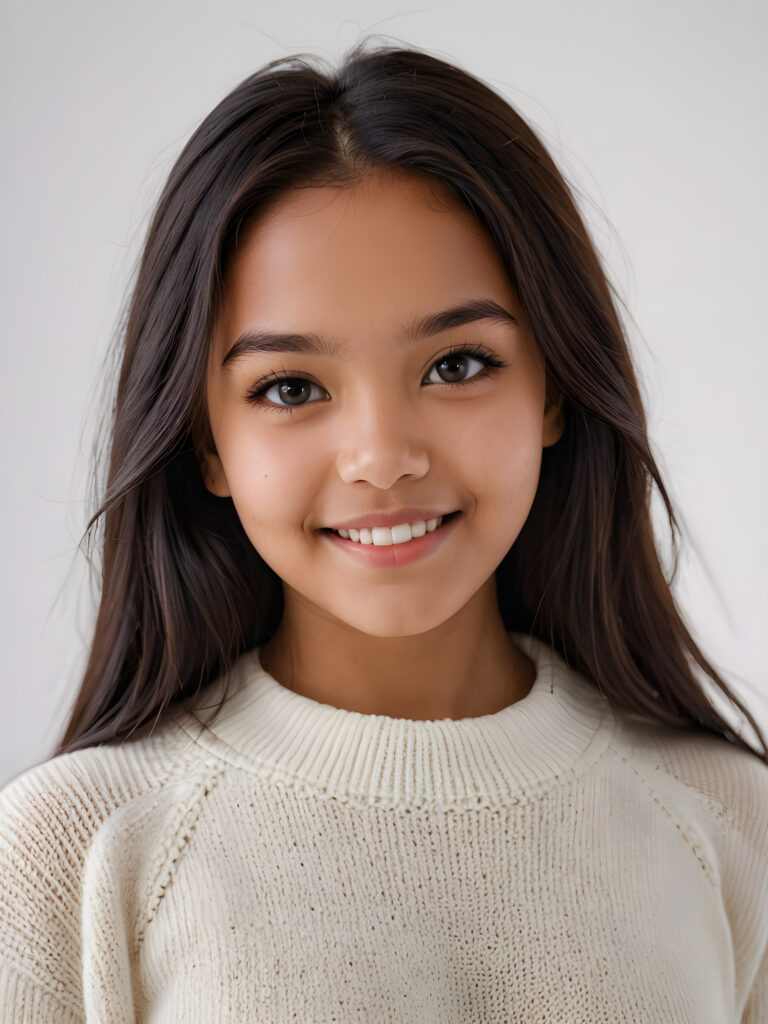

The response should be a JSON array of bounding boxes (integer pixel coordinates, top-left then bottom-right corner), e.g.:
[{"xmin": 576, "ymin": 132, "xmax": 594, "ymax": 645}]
[{"xmin": 196, "ymin": 169, "xmax": 565, "ymax": 720}]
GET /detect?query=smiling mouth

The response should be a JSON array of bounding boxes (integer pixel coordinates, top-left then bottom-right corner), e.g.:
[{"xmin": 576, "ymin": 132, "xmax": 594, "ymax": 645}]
[{"xmin": 319, "ymin": 510, "xmax": 462, "ymax": 543}]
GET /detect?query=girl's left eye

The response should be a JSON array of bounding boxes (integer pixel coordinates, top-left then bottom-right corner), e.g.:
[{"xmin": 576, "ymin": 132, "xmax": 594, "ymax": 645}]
[{"xmin": 244, "ymin": 343, "xmax": 507, "ymax": 412}]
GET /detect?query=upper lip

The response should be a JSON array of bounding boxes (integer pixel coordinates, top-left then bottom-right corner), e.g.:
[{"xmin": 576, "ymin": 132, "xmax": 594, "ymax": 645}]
[{"xmin": 323, "ymin": 507, "xmax": 461, "ymax": 531}]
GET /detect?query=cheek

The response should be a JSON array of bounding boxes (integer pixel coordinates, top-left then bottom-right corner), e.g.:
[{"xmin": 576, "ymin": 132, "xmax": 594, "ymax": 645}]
[
  {"xmin": 224, "ymin": 424, "xmax": 324, "ymax": 531},
  {"xmin": 455, "ymin": 398, "xmax": 544, "ymax": 502}
]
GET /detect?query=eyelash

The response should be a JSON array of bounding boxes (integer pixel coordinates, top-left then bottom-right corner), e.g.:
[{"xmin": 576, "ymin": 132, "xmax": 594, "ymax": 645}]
[{"xmin": 244, "ymin": 343, "xmax": 508, "ymax": 413}]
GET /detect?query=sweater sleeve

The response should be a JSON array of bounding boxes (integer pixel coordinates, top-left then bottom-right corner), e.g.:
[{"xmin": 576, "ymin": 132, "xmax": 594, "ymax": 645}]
[
  {"xmin": 0, "ymin": 759, "xmax": 89, "ymax": 1021},
  {"xmin": 1, "ymin": 728, "xmax": 212, "ymax": 1022},
  {"xmin": 648, "ymin": 729, "xmax": 768, "ymax": 1023},
  {"xmin": 725, "ymin": 753, "xmax": 768, "ymax": 1023}
]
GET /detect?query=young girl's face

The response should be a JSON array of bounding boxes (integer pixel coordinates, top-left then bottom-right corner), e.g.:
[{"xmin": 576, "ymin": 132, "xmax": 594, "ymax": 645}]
[{"xmin": 199, "ymin": 169, "xmax": 563, "ymax": 638}]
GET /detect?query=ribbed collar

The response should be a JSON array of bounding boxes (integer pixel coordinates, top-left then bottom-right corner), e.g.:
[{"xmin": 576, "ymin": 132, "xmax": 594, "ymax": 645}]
[{"xmin": 174, "ymin": 633, "xmax": 615, "ymax": 809}]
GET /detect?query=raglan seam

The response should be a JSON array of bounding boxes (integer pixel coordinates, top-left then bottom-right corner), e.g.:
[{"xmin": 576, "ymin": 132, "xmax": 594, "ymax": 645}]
[
  {"xmin": 134, "ymin": 757, "xmax": 229, "ymax": 951},
  {"xmin": 607, "ymin": 740, "xmax": 721, "ymax": 889}
]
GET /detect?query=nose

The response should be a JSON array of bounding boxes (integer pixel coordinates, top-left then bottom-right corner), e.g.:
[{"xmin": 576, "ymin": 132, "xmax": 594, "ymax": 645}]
[{"xmin": 334, "ymin": 389, "xmax": 430, "ymax": 489}]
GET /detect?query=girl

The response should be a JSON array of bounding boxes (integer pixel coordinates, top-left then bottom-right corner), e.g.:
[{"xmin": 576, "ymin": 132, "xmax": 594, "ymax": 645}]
[{"xmin": 1, "ymin": 40, "xmax": 766, "ymax": 1023}]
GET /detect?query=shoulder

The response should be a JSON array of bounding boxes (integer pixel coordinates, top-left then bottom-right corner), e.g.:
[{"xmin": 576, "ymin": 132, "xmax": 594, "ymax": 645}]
[
  {"xmin": 0, "ymin": 711, "xmax": 229, "ymax": 883},
  {"xmin": 0, "ymin": 711, "xmax": 212, "ymax": 839},
  {"xmin": 608, "ymin": 718, "xmax": 768, "ymax": 1017},
  {"xmin": 609, "ymin": 715, "xmax": 768, "ymax": 938},
  {"xmin": 609, "ymin": 714, "xmax": 768, "ymax": 843},
  {"xmin": 0, "ymin": 715, "xmax": 225, "ymax": 1014}
]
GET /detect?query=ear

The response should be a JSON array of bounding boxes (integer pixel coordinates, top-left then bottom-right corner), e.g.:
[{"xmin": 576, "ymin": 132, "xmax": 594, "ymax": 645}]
[
  {"xmin": 542, "ymin": 376, "xmax": 566, "ymax": 448},
  {"xmin": 192, "ymin": 421, "xmax": 231, "ymax": 498}
]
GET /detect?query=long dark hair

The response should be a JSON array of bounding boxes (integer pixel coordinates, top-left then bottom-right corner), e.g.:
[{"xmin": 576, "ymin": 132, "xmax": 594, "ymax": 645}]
[{"xmin": 53, "ymin": 39, "xmax": 767, "ymax": 765}]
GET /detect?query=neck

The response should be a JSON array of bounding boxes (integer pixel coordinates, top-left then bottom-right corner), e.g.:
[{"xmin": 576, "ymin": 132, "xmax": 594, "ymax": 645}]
[{"xmin": 258, "ymin": 580, "xmax": 535, "ymax": 721}]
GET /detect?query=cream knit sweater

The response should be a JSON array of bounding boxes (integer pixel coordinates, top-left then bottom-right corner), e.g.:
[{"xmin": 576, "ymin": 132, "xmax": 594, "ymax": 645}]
[{"xmin": 1, "ymin": 633, "xmax": 767, "ymax": 1022}]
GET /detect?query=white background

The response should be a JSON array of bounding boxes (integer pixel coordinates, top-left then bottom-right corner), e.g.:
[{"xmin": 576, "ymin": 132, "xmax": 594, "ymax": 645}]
[{"xmin": 1, "ymin": 0, "xmax": 766, "ymax": 788}]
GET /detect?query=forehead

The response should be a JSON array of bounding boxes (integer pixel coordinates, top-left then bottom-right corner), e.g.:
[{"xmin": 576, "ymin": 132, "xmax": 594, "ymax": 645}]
[{"xmin": 217, "ymin": 171, "xmax": 517, "ymax": 343}]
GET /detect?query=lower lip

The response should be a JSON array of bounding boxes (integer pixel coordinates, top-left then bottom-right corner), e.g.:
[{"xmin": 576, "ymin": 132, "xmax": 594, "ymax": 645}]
[{"xmin": 319, "ymin": 512, "xmax": 463, "ymax": 568}]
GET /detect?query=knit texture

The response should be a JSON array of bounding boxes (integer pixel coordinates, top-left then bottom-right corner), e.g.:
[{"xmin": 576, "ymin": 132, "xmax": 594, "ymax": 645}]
[{"xmin": 1, "ymin": 632, "xmax": 766, "ymax": 1022}]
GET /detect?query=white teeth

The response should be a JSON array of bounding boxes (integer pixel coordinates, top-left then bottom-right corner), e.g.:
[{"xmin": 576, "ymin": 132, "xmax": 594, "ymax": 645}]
[{"xmin": 335, "ymin": 516, "xmax": 445, "ymax": 546}]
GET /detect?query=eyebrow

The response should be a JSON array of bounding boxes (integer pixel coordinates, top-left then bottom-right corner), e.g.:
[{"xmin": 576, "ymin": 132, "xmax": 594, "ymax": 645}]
[{"xmin": 221, "ymin": 297, "xmax": 519, "ymax": 369}]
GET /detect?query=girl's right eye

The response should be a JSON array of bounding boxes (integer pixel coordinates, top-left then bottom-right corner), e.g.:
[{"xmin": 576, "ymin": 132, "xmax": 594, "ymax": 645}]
[{"xmin": 245, "ymin": 373, "xmax": 329, "ymax": 413}]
